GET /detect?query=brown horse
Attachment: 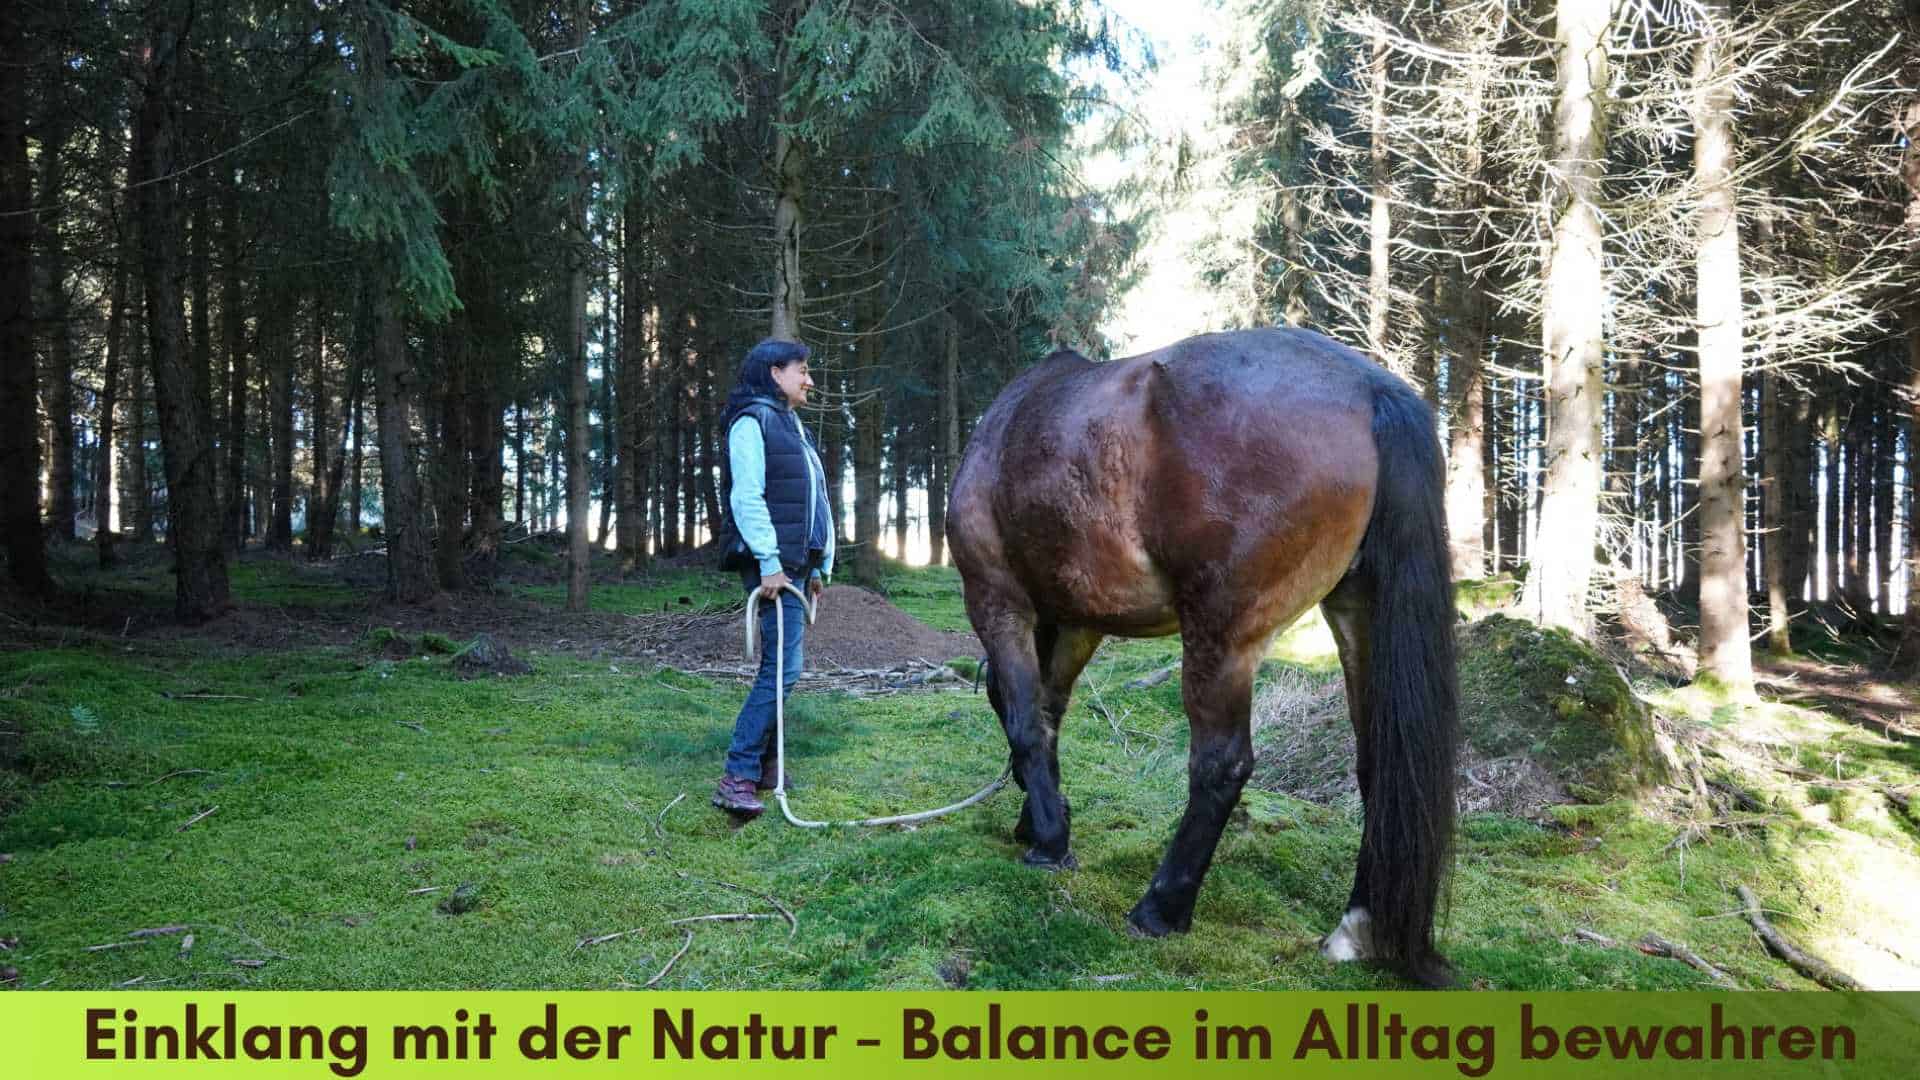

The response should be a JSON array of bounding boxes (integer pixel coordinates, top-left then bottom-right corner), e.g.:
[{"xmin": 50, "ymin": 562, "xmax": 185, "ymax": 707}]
[{"xmin": 947, "ymin": 327, "xmax": 1459, "ymax": 987}]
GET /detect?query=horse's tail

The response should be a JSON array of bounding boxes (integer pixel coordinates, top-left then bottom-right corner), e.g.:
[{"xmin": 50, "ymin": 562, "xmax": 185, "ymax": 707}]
[{"xmin": 1356, "ymin": 382, "xmax": 1459, "ymax": 987}]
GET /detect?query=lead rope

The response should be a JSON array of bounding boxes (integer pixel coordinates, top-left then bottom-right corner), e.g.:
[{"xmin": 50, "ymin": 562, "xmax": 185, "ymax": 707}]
[{"xmin": 746, "ymin": 582, "xmax": 1010, "ymax": 828}]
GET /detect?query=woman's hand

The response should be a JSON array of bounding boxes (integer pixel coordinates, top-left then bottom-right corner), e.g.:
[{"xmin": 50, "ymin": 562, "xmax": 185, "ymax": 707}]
[{"xmin": 759, "ymin": 571, "xmax": 792, "ymax": 599}]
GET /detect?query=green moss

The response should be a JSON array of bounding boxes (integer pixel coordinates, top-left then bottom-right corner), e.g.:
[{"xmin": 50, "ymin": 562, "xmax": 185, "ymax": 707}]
[
  {"xmin": 1455, "ymin": 576, "xmax": 1521, "ymax": 617},
  {"xmin": 1458, "ymin": 614, "xmax": 1670, "ymax": 799}
]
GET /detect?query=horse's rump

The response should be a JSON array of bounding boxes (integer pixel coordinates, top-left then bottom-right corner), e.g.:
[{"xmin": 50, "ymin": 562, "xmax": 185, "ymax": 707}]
[{"xmin": 949, "ymin": 328, "xmax": 1388, "ymax": 638}]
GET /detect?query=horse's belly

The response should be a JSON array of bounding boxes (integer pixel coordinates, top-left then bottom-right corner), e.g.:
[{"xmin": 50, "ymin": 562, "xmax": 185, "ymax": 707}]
[{"xmin": 1022, "ymin": 534, "xmax": 1180, "ymax": 636}]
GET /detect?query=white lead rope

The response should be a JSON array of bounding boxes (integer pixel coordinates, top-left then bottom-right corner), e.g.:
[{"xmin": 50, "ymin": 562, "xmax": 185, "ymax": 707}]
[{"xmin": 746, "ymin": 582, "xmax": 1011, "ymax": 829}]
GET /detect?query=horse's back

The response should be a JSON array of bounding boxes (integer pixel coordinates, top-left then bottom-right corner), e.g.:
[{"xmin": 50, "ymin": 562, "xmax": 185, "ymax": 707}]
[{"xmin": 949, "ymin": 328, "xmax": 1390, "ymax": 636}]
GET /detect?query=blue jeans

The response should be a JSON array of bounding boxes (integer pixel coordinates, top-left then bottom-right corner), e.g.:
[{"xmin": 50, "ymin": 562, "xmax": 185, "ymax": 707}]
[{"xmin": 724, "ymin": 589, "xmax": 808, "ymax": 781}]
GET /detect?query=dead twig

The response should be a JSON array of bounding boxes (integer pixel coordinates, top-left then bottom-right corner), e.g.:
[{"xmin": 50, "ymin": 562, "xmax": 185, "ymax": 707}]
[
  {"xmin": 164, "ymin": 693, "xmax": 263, "ymax": 703},
  {"xmin": 1573, "ymin": 928, "xmax": 1618, "ymax": 947},
  {"xmin": 578, "ymin": 928, "xmax": 647, "ymax": 949},
  {"xmin": 1124, "ymin": 663, "xmax": 1179, "ymax": 691},
  {"xmin": 676, "ymin": 873, "xmax": 799, "ymax": 938},
  {"xmin": 148, "ymin": 769, "xmax": 211, "ymax": 785},
  {"xmin": 643, "ymin": 929, "xmax": 696, "ymax": 989},
  {"xmin": 405, "ymin": 886, "xmax": 444, "ymax": 895},
  {"xmin": 654, "ymin": 793, "xmax": 686, "ymax": 843},
  {"xmin": 177, "ymin": 806, "xmax": 218, "ymax": 831},
  {"xmin": 1735, "ymin": 884, "xmax": 1866, "ymax": 991},
  {"xmin": 393, "ymin": 720, "xmax": 429, "ymax": 734},
  {"xmin": 83, "ymin": 941, "xmax": 142, "ymax": 952},
  {"xmin": 1639, "ymin": 932, "xmax": 1737, "ymax": 987},
  {"xmin": 126, "ymin": 925, "xmax": 188, "ymax": 938},
  {"xmin": 666, "ymin": 913, "xmax": 782, "ymax": 928}
]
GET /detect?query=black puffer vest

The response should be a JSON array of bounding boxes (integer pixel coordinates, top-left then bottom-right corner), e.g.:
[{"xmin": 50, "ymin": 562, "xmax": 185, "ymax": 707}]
[{"xmin": 724, "ymin": 396, "xmax": 825, "ymax": 575}]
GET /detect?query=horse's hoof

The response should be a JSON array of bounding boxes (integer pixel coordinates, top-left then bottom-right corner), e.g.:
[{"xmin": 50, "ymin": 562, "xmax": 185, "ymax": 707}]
[
  {"xmin": 1126, "ymin": 899, "xmax": 1186, "ymax": 937},
  {"xmin": 1021, "ymin": 848, "xmax": 1077, "ymax": 871},
  {"xmin": 1319, "ymin": 907, "xmax": 1374, "ymax": 962}
]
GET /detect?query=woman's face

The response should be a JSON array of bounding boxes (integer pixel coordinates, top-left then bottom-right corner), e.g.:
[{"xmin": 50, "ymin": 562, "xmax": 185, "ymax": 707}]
[{"xmin": 771, "ymin": 359, "xmax": 813, "ymax": 408}]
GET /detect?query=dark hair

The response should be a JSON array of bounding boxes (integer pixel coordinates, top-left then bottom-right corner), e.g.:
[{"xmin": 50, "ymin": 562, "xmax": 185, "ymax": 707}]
[{"xmin": 724, "ymin": 338, "xmax": 810, "ymax": 424}]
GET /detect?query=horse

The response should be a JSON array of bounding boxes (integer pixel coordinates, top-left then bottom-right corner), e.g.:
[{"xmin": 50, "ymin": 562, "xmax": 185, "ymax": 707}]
[{"xmin": 946, "ymin": 327, "xmax": 1459, "ymax": 987}]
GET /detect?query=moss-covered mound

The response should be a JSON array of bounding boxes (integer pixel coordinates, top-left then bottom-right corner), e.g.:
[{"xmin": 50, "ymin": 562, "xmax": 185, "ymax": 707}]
[{"xmin": 1457, "ymin": 614, "xmax": 1671, "ymax": 800}]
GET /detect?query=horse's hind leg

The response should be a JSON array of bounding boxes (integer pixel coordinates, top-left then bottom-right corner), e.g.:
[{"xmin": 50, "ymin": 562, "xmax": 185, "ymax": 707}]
[
  {"xmin": 1127, "ymin": 635, "xmax": 1258, "ymax": 936},
  {"xmin": 1318, "ymin": 576, "xmax": 1376, "ymax": 961},
  {"xmin": 973, "ymin": 604, "xmax": 1076, "ymax": 868},
  {"xmin": 1014, "ymin": 625, "xmax": 1103, "ymax": 847}
]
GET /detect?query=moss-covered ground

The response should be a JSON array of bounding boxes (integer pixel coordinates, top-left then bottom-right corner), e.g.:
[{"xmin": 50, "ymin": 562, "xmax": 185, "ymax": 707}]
[{"xmin": 2, "ymin": 556, "xmax": 1915, "ymax": 990}]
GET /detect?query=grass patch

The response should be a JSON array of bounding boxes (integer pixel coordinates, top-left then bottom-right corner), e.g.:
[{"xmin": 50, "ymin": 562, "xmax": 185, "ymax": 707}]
[{"xmin": 4, "ymin": 555, "xmax": 1914, "ymax": 991}]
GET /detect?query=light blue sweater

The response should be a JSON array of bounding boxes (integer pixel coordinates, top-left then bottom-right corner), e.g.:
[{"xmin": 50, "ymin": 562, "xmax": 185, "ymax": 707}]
[{"xmin": 728, "ymin": 413, "xmax": 835, "ymax": 580}]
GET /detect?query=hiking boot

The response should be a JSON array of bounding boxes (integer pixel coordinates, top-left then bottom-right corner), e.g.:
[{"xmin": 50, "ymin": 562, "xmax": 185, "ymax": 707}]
[
  {"xmin": 755, "ymin": 756, "xmax": 796, "ymax": 792},
  {"xmin": 711, "ymin": 775, "xmax": 764, "ymax": 817}
]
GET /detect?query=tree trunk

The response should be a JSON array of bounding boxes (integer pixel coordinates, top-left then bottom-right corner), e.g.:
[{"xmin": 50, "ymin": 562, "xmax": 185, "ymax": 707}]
[
  {"xmin": 1846, "ymin": 404, "xmax": 1871, "ymax": 614},
  {"xmin": 824, "ymin": 371, "xmax": 846, "ymax": 545},
  {"xmin": 134, "ymin": 7, "xmax": 228, "ymax": 620},
  {"xmin": 221, "ymin": 172, "xmax": 248, "ymax": 554},
  {"xmin": 770, "ymin": 126, "xmax": 804, "ymax": 342},
  {"xmin": 372, "ymin": 284, "xmax": 435, "ymax": 603},
  {"xmin": 41, "ymin": 115, "xmax": 77, "ymax": 541},
  {"xmin": 892, "ymin": 423, "xmax": 909, "ymax": 561},
  {"xmin": 96, "ymin": 245, "xmax": 128, "ymax": 567},
  {"xmin": 1366, "ymin": 30, "xmax": 1392, "ymax": 368},
  {"xmin": 1446, "ymin": 262, "xmax": 1488, "ymax": 580},
  {"xmin": 616, "ymin": 200, "xmax": 648, "ymax": 570},
  {"xmin": 1899, "ymin": 311, "xmax": 1920, "ymax": 666},
  {"xmin": 1522, "ymin": 0, "xmax": 1610, "ymax": 634},
  {"xmin": 1874, "ymin": 392, "xmax": 1895, "ymax": 614},
  {"xmin": 565, "ymin": 156, "xmax": 591, "ymax": 609},
  {"xmin": 266, "ymin": 300, "xmax": 294, "ymax": 552},
  {"xmin": 933, "ymin": 315, "xmax": 958, "ymax": 567},
  {"xmin": 433, "ymin": 323, "xmax": 469, "ymax": 592},
  {"xmin": 1822, "ymin": 401, "xmax": 1842, "ymax": 602},
  {"xmin": 596, "ymin": 257, "xmax": 615, "ymax": 553},
  {"xmin": 1692, "ymin": 0, "xmax": 1754, "ymax": 694},
  {"xmin": 309, "ymin": 295, "xmax": 329, "ymax": 549},
  {"xmin": 0, "ymin": 0, "xmax": 48, "ymax": 594}
]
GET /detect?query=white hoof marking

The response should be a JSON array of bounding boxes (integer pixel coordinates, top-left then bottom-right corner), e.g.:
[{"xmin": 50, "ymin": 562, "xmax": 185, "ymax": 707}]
[{"xmin": 1321, "ymin": 907, "xmax": 1375, "ymax": 962}]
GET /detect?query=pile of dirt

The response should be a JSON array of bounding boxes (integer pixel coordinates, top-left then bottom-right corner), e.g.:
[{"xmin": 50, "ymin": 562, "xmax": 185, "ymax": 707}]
[
  {"xmin": 1250, "ymin": 613, "xmax": 1675, "ymax": 818},
  {"xmin": 620, "ymin": 585, "xmax": 979, "ymax": 671}
]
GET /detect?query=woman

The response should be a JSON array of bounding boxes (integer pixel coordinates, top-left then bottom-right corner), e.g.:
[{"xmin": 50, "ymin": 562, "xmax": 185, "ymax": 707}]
[{"xmin": 713, "ymin": 338, "xmax": 834, "ymax": 817}]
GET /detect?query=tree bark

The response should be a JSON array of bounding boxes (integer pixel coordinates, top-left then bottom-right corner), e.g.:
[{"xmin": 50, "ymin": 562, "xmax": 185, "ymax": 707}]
[
  {"xmin": 1692, "ymin": 0, "xmax": 1755, "ymax": 695},
  {"xmin": 770, "ymin": 127, "xmax": 804, "ymax": 342},
  {"xmin": 564, "ymin": 57, "xmax": 591, "ymax": 612},
  {"xmin": 96, "ymin": 241, "xmax": 128, "ymax": 567},
  {"xmin": 0, "ymin": 0, "xmax": 49, "ymax": 593},
  {"xmin": 266, "ymin": 300, "xmax": 294, "ymax": 551},
  {"xmin": 1446, "ymin": 261, "xmax": 1488, "ymax": 580},
  {"xmin": 1522, "ymin": 0, "xmax": 1611, "ymax": 635},
  {"xmin": 1873, "ymin": 391, "xmax": 1895, "ymax": 614},
  {"xmin": 41, "ymin": 115, "xmax": 77, "ymax": 541},
  {"xmin": 221, "ymin": 171, "xmax": 248, "ymax": 553},
  {"xmin": 309, "ymin": 295, "xmax": 330, "ymax": 550},
  {"xmin": 616, "ymin": 199, "xmax": 648, "ymax": 570},
  {"xmin": 933, "ymin": 312, "xmax": 958, "ymax": 567},
  {"xmin": 134, "ymin": 6, "xmax": 229, "ymax": 620},
  {"xmin": 1366, "ymin": 29, "xmax": 1392, "ymax": 368},
  {"xmin": 433, "ymin": 323, "xmax": 469, "ymax": 591},
  {"xmin": 372, "ymin": 284, "xmax": 435, "ymax": 603}
]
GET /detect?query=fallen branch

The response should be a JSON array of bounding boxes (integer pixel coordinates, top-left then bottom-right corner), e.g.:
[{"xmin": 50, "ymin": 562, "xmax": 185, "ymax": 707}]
[
  {"xmin": 654, "ymin": 793, "xmax": 685, "ymax": 843},
  {"xmin": 578, "ymin": 928, "xmax": 647, "ymax": 949},
  {"xmin": 1124, "ymin": 664, "xmax": 1179, "ymax": 691},
  {"xmin": 148, "ymin": 769, "xmax": 212, "ymax": 785},
  {"xmin": 127, "ymin": 925, "xmax": 188, "ymax": 939},
  {"xmin": 164, "ymin": 693, "xmax": 262, "ymax": 703},
  {"xmin": 643, "ymin": 930, "xmax": 695, "ymax": 989},
  {"xmin": 666, "ymin": 913, "xmax": 782, "ymax": 928},
  {"xmin": 1638, "ymin": 932, "xmax": 1737, "ymax": 987},
  {"xmin": 177, "ymin": 806, "xmax": 218, "ymax": 832},
  {"xmin": 83, "ymin": 941, "xmax": 142, "ymax": 952},
  {"xmin": 405, "ymin": 886, "xmax": 444, "ymax": 896},
  {"xmin": 677, "ymin": 873, "xmax": 798, "ymax": 938},
  {"xmin": 1735, "ymin": 884, "xmax": 1865, "ymax": 991},
  {"xmin": 1572, "ymin": 928, "xmax": 1618, "ymax": 948},
  {"xmin": 393, "ymin": 720, "xmax": 429, "ymax": 734}
]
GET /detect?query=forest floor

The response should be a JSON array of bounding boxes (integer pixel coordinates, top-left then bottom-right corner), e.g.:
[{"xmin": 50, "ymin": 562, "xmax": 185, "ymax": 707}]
[{"xmin": 1, "ymin": 537, "xmax": 1917, "ymax": 991}]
